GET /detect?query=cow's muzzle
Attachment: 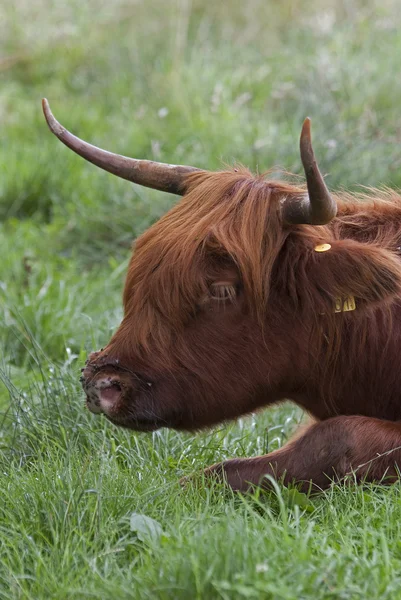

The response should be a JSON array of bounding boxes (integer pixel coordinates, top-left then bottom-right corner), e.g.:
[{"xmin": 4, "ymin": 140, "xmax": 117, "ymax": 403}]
[{"xmin": 80, "ymin": 351, "xmax": 154, "ymax": 421}]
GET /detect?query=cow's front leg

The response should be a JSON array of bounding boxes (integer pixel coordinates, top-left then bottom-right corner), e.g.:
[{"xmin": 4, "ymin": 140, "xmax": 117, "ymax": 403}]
[{"xmin": 199, "ymin": 416, "xmax": 401, "ymax": 493}]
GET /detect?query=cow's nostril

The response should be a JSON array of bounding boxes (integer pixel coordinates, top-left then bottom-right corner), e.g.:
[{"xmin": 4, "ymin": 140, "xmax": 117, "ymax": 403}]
[
  {"xmin": 97, "ymin": 383, "xmax": 122, "ymax": 415},
  {"xmin": 101, "ymin": 386, "xmax": 120, "ymax": 400},
  {"xmin": 102, "ymin": 378, "xmax": 121, "ymax": 390},
  {"xmin": 85, "ymin": 376, "xmax": 124, "ymax": 416}
]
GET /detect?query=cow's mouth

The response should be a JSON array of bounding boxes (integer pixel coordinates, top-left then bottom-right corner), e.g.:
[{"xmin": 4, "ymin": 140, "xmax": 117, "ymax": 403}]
[{"xmin": 84, "ymin": 383, "xmax": 163, "ymax": 431}]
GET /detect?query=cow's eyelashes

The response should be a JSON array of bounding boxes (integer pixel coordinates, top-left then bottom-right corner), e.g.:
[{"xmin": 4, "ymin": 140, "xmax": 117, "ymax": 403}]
[
  {"xmin": 198, "ymin": 283, "xmax": 240, "ymax": 307},
  {"xmin": 209, "ymin": 283, "xmax": 237, "ymax": 302}
]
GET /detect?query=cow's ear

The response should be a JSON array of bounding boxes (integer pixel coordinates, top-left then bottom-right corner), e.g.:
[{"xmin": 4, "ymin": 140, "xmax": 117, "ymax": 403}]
[{"xmin": 305, "ymin": 240, "xmax": 401, "ymax": 312}]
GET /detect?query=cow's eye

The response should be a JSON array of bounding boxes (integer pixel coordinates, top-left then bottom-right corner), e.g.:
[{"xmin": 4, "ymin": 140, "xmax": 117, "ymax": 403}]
[{"xmin": 209, "ymin": 283, "xmax": 237, "ymax": 302}]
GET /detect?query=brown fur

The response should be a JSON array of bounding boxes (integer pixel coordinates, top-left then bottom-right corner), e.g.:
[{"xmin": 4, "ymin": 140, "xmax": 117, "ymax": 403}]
[{"xmin": 82, "ymin": 167, "xmax": 401, "ymax": 492}]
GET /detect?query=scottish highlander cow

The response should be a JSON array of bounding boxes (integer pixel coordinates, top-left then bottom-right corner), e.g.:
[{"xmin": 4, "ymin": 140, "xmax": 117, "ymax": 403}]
[{"xmin": 43, "ymin": 98, "xmax": 401, "ymax": 493}]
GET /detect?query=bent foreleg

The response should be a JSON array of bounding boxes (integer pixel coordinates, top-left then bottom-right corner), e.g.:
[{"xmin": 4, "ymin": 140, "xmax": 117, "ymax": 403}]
[{"xmin": 202, "ymin": 416, "xmax": 401, "ymax": 492}]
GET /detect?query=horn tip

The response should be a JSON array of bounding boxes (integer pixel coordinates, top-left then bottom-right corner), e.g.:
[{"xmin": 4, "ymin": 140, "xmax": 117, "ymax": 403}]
[
  {"xmin": 301, "ymin": 117, "xmax": 311, "ymax": 138},
  {"xmin": 42, "ymin": 98, "xmax": 65, "ymax": 136},
  {"xmin": 42, "ymin": 98, "xmax": 50, "ymax": 120}
]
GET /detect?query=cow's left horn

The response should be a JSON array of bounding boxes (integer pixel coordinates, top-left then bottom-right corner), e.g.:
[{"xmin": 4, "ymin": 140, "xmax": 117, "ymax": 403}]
[
  {"xmin": 42, "ymin": 99, "xmax": 201, "ymax": 195},
  {"xmin": 282, "ymin": 118, "xmax": 337, "ymax": 225}
]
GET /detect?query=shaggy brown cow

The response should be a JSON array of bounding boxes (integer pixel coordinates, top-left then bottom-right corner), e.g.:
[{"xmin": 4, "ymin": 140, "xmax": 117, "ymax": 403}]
[{"xmin": 43, "ymin": 98, "xmax": 401, "ymax": 493}]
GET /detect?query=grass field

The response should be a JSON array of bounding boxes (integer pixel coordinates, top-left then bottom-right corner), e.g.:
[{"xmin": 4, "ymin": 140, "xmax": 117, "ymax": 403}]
[{"xmin": 2, "ymin": 0, "xmax": 401, "ymax": 597}]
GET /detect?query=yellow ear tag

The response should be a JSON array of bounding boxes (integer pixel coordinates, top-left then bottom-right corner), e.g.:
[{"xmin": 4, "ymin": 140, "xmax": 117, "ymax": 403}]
[
  {"xmin": 314, "ymin": 243, "xmax": 331, "ymax": 252},
  {"xmin": 335, "ymin": 296, "xmax": 356, "ymax": 313}
]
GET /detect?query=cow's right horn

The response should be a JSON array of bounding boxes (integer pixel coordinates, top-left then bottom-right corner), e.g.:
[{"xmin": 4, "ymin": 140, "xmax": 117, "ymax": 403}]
[{"xmin": 42, "ymin": 99, "xmax": 201, "ymax": 195}]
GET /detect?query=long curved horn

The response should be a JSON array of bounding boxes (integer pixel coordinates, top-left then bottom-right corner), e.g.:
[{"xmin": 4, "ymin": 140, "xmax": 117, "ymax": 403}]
[
  {"xmin": 282, "ymin": 118, "xmax": 337, "ymax": 225},
  {"xmin": 42, "ymin": 99, "xmax": 200, "ymax": 195}
]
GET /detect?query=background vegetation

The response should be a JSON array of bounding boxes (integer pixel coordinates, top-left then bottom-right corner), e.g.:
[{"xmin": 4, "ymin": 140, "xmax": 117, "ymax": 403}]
[{"xmin": 2, "ymin": 0, "xmax": 401, "ymax": 597}]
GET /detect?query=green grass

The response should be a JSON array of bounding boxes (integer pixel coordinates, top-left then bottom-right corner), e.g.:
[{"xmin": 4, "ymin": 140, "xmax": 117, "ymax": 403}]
[{"xmin": 2, "ymin": 0, "xmax": 401, "ymax": 597}]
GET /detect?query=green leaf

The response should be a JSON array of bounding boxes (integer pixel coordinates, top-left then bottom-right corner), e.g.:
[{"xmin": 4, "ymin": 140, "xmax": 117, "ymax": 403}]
[
  {"xmin": 285, "ymin": 489, "xmax": 315, "ymax": 513},
  {"xmin": 130, "ymin": 513, "xmax": 164, "ymax": 544}
]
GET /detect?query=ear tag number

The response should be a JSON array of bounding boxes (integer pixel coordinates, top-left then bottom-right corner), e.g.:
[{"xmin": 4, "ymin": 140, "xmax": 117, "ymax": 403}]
[{"xmin": 335, "ymin": 296, "xmax": 356, "ymax": 313}]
